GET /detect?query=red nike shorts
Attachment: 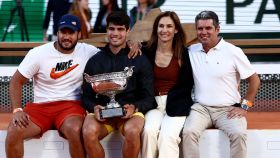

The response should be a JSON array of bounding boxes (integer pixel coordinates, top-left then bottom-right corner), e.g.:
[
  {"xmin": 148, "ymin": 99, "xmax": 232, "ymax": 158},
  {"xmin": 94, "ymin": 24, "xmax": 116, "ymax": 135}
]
[{"xmin": 24, "ymin": 100, "xmax": 86, "ymax": 136}]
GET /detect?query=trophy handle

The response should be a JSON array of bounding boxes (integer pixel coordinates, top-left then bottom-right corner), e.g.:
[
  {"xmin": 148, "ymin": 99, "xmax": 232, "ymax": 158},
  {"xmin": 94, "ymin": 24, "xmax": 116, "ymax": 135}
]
[{"xmin": 124, "ymin": 66, "xmax": 134, "ymax": 77}]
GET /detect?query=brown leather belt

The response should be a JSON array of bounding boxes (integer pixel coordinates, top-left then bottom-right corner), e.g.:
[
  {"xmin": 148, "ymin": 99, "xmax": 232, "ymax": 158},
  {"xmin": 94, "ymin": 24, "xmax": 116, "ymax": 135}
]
[{"xmin": 155, "ymin": 91, "xmax": 168, "ymax": 96}]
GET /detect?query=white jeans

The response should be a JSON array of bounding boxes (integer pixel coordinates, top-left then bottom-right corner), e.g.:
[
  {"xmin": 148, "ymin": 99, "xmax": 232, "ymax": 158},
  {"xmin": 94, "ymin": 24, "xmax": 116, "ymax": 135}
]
[
  {"xmin": 141, "ymin": 95, "xmax": 186, "ymax": 158},
  {"xmin": 182, "ymin": 103, "xmax": 247, "ymax": 158}
]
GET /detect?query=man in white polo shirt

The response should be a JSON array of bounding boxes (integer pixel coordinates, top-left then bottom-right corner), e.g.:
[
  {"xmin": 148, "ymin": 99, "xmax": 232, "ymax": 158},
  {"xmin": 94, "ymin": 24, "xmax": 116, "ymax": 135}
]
[{"xmin": 182, "ymin": 11, "xmax": 260, "ymax": 158}]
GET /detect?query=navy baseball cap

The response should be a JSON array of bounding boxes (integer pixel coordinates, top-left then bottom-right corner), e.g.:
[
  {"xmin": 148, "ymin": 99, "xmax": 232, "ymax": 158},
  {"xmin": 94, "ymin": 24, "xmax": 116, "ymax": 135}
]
[{"xmin": 58, "ymin": 14, "xmax": 81, "ymax": 31}]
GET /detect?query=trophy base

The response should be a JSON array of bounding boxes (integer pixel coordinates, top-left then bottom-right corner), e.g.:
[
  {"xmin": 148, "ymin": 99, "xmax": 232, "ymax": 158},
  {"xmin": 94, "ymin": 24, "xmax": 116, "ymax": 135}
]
[{"xmin": 100, "ymin": 107, "xmax": 126, "ymax": 119}]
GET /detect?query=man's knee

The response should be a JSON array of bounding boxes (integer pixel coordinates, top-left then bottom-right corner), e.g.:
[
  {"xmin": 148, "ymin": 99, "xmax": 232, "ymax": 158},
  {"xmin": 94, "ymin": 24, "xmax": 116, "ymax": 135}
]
[
  {"xmin": 6, "ymin": 124, "xmax": 24, "ymax": 144},
  {"xmin": 61, "ymin": 118, "xmax": 83, "ymax": 139},
  {"xmin": 126, "ymin": 126, "xmax": 142, "ymax": 137},
  {"xmin": 182, "ymin": 127, "xmax": 201, "ymax": 140},
  {"xmin": 82, "ymin": 124, "xmax": 100, "ymax": 141},
  {"xmin": 227, "ymin": 130, "xmax": 247, "ymax": 142},
  {"xmin": 124, "ymin": 127, "xmax": 142, "ymax": 144}
]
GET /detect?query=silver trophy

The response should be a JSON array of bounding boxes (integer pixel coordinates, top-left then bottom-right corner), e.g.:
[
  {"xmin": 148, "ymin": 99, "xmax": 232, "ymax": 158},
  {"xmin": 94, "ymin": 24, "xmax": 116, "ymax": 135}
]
[{"xmin": 84, "ymin": 67, "xmax": 134, "ymax": 119}]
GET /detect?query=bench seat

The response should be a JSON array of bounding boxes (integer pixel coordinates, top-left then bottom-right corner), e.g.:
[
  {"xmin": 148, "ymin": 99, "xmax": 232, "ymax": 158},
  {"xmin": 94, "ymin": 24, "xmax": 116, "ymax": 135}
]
[
  {"xmin": 1, "ymin": 112, "xmax": 280, "ymax": 158},
  {"xmin": 2, "ymin": 112, "xmax": 280, "ymax": 130}
]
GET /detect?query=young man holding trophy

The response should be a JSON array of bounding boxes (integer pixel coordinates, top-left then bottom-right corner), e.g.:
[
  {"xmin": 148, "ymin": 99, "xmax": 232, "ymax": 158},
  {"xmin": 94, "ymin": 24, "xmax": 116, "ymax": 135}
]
[{"xmin": 82, "ymin": 11, "xmax": 154, "ymax": 158}]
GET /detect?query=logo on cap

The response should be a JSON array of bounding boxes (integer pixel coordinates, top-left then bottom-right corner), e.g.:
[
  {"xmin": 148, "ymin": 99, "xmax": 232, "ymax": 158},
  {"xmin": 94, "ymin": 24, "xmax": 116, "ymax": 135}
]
[{"xmin": 58, "ymin": 14, "xmax": 81, "ymax": 31}]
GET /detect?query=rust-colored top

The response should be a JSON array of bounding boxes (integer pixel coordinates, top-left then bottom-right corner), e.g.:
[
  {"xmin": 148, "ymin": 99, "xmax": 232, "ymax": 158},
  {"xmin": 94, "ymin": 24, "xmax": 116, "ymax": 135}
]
[{"xmin": 154, "ymin": 56, "xmax": 180, "ymax": 95}]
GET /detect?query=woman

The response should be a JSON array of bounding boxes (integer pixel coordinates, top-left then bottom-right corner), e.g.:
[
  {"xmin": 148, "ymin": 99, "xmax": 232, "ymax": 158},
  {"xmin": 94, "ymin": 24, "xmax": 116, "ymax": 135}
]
[
  {"xmin": 141, "ymin": 11, "xmax": 194, "ymax": 158},
  {"xmin": 93, "ymin": 0, "xmax": 121, "ymax": 33},
  {"xmin": 69, "ymin": 0, "xmax": 92, "ymax": 39},
  {"xmin": 129, "ymin": 0, "xmax": 155, "ymax": 28}
]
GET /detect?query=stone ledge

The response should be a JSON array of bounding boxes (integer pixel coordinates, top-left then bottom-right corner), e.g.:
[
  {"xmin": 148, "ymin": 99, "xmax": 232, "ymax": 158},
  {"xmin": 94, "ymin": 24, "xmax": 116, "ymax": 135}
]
[
  {"xmin": 2, "ymin": 112, "xmax": 280, "ymax": 130},
  {"xmin": 1, "ymin": 129, "xmax": 280, "ymax": 158}
]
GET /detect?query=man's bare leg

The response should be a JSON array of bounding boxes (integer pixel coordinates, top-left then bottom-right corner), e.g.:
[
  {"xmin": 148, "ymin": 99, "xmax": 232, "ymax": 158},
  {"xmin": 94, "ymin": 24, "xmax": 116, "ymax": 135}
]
[
  {"xmin": 82, "ymin": 115, "xmax": 108, "ymax": 158},
  {"xmin": 5, "ymin": 121, "xmax": 41, "ymax": 158},
  {"xmin": 60, "ymin": 116, "xmax": 85, "ymax": 158},
  {"xmin": 122, "ymin": 116, "xmax": 144, "ymax": 158}
]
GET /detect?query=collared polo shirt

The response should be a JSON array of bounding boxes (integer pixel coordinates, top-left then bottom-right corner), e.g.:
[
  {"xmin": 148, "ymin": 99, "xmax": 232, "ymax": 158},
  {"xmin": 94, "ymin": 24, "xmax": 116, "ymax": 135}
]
[{"xmin": 189, "ymin": 38, "xmax": 256, "ymax": 106}]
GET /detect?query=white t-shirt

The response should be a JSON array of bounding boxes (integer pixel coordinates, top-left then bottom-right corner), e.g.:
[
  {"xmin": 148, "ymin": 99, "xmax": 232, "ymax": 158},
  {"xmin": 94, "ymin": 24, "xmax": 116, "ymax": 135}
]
[
  {"xmin": 189, "ymin": 38, "xmax": 256, "ymax": 106},
  {"xmin": 18, "ymin": 42, "xmax": 99, "ymax": 103}
]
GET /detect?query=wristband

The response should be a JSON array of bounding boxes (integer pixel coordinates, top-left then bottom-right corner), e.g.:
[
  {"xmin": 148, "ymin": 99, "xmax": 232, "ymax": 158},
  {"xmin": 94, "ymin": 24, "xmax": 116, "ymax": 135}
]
[
  {"xmin": 13, "ymin": 108, "xmax": 23, "ymax": 114},
  {"xmin": 240, "ymin": 99, "xmax": 253, "ymax": 110},
  {"xmin": 241, "ymin": 99, "xmax": 253, "ymax": 107}
]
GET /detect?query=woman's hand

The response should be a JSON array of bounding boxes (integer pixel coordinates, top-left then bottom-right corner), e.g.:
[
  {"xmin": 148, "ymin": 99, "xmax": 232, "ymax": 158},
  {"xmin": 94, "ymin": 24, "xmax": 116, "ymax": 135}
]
[{"xmin": 127, "ymin": 40, "xmax": 142, "ymax": 59}]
